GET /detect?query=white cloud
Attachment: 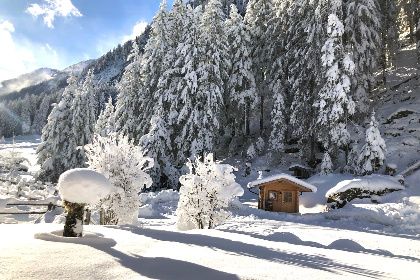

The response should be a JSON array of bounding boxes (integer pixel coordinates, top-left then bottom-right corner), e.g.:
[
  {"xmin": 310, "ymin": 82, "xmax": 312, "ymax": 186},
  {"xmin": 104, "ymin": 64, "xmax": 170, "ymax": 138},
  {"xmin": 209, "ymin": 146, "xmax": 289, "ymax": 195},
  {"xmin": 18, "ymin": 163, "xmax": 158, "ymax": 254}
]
[
  {"xmin": 0, "ymin": 20, "xmax": 35, "ymax": 82},
  {"xmin": 26, "ymin": 0, "xmax": 82, "ymax": 28},
  {"xmin": 0, "ymin": 20, "xmax": 60, "ymax": 82},
  {"xmin": 122, "ymin": 21, "xmax": 148, "ymax": 43}
]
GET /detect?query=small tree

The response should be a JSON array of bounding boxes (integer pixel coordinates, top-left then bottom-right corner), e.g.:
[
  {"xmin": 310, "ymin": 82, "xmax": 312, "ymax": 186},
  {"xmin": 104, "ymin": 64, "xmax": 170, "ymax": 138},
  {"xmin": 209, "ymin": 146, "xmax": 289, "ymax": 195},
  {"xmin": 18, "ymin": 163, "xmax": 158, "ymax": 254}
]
[
  {"xmin": 176, "ymin": 154, "xmax": 244, "ymax": 230},
  {"xmin": 357, "ymin": 111, "xmax": 386, "ymax": 175},
  {"xmin": 320, "ymin": 152, "xmax": 333, "ymax": 175},
  {"xmin": 85, "ymin": 133, "xmax": 153, "ymax": 225}
]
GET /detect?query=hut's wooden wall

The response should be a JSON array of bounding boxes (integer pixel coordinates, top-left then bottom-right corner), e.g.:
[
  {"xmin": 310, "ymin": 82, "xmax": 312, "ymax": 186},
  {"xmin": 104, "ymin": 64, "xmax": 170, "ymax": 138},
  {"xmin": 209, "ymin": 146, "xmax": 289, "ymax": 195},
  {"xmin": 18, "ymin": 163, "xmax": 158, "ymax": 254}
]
[{"xmin": 258, "ymin": 180, "xmax": 300, "ymax": 213}]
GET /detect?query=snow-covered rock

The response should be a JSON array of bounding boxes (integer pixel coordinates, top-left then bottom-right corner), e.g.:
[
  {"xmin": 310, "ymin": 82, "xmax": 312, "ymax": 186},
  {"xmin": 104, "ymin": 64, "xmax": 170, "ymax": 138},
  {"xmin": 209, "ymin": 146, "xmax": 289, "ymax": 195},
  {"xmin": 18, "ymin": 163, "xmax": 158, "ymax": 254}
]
[{"xmin": 326, "ymin": 175, "xmax": 404, "ymax": 198}]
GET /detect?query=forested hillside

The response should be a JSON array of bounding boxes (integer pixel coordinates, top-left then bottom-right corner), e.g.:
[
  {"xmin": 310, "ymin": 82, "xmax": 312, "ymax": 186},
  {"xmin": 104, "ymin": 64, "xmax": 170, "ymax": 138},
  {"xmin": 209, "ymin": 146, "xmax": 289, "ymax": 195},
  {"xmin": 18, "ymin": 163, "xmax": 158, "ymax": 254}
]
[{"xmin": 1, "ymin": 0, "xmax": 419, "ymax": 188}]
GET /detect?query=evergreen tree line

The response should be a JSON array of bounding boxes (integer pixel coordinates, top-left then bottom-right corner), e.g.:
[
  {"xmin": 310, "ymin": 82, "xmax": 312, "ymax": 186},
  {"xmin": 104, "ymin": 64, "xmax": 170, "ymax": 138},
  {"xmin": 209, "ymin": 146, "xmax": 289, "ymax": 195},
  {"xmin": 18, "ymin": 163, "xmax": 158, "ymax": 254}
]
[
  {"xmin": 37, "ymin": 0, "xmax": 418, "ymax": 187},
  {"xmin": 0, "ymin": 92, "xmax": 59, "ymax": 138}
]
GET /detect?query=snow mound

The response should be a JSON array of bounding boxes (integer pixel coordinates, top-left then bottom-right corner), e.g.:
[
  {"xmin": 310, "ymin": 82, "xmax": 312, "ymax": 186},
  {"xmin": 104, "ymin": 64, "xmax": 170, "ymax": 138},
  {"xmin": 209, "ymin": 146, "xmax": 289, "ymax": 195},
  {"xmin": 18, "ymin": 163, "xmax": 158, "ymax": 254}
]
[
  {"xmin": 326, "ymin": 175, "xmax": 404, "ymax": 197},
  {"xmin": 58, "ymin": 169, "xmax": 111, "ymax": 204}
]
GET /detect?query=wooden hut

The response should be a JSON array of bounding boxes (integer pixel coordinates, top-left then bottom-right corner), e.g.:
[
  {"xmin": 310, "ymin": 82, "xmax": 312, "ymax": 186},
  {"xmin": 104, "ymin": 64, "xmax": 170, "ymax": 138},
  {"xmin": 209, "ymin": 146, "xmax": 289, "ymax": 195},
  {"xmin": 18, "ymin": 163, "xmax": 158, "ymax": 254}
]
[
  {"xmin": 288, "ymin": 164, "xmax": 313, "ymax": 179},
  {"xmin": 248, "ymin": 174, "xmax": 317, "ymax": 213}
]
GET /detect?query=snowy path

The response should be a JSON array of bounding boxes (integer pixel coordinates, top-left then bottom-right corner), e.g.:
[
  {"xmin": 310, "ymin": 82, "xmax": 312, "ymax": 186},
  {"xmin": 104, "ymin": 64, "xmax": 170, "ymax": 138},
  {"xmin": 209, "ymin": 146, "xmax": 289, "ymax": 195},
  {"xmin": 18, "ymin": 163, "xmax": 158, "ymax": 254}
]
[{"xmin": 0, "ymin": 222, "xmax": 419, "ymax": 280}]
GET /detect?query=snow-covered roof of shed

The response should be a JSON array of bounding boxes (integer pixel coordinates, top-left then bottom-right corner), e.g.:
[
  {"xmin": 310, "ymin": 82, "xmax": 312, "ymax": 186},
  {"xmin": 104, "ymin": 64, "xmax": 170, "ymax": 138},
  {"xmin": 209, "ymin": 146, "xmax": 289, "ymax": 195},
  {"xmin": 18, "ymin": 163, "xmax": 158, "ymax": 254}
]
[
  {"xmin": 288, "ymin": 164, "xmax": 312, "ymax": 170},
  {"xmin": 325, "ymin": 175, "xmax": 404, "ymax": 198},
  {"xmin": 247, "ymin": 174, "xmax": 317, "ymax": 193}
]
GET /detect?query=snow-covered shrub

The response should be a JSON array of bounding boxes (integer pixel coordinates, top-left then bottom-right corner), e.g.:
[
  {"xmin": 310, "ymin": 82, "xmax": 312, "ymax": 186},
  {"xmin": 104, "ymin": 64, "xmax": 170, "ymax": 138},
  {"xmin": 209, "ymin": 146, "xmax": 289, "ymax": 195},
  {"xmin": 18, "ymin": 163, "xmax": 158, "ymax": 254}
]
[
  {"xmin": 254, "ymin": 137, "xmax": 265, "ymax": 155},
  {"xmin": 247, "ymin": 138, "xmax": 265, "ymax": 161},
  {"xmin": 58, "ymin": 168, "xmax": 111, "ymax": 237},
  {"xmin": 344, "ymin": 145, "xmax": 360, "ymax": 174},
  {"xmin": 357, "ymin": 111, "xmax": 386, "ymax": 175},
  {"xmin": 0, "ymin": 174, "xmax": 56, "ymax": 200},
  {"xmin": 176, "ymin": 154, "xmax": 244, "ymax": 230},
  {"xmin": 326, "ymin": 175, "xmax": 404, "ymax": 209},
  {"xmin": 246, "ymin": 144, "xmax": 257, "ymax": 161},
  {"xmin": 138, "ymin": 189, "xmax": 180, "ymax": 217},
  {"xmin": 85, "ymin": 133, "xmax": 153, "ymax": 225}
]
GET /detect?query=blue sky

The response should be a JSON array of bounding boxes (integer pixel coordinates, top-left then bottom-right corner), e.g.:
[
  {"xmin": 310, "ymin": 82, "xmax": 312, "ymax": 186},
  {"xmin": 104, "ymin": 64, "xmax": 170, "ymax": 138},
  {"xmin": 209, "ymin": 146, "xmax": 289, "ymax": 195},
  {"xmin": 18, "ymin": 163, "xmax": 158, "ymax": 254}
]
[{"xmin": 0, "ymin": 0, "xmax": 175, "ymax": 82}]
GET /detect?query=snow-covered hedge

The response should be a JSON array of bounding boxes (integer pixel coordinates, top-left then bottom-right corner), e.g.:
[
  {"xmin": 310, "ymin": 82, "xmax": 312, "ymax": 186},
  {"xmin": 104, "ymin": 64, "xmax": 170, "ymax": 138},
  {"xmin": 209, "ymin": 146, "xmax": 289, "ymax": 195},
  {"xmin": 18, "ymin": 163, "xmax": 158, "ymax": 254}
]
[{"xmin": 326, "ymin": 175, "xmax": 404, "ymax": 209}]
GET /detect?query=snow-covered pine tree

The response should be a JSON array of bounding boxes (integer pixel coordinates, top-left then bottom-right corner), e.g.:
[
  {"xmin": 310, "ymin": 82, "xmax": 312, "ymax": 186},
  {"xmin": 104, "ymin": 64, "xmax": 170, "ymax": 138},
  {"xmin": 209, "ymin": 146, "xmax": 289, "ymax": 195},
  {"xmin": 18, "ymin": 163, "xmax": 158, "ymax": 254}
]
[
  {"xmin": 287, "ymin": 0, "xmax": 326, "ymax": 164},
  {"xmin": 140, "ymin": 100, "xmax": 176, "ymax": 190},
  {"xmin": 175, "ymin": 2, "xmax": 227, "ymax": 163},
  {"xmin": 267, "ymin": 0, "xmax": 289, "ymax": 154},
  {"xmin": 320, "ymin": 151, "xmax": 333, "ymax": 175},
  {"xmin": 71, "ymin": 69, "xmax": 97, "ymax": 167},
  {"xmin": 176, "ymin": 153, "xmax": 243, "ymax": 230},
  {"xmin": 357, "ymin": 111, "xmax": 386, "ymax": 175},
  {"xmin": 418, "ymin": 17, "xmax": 420, "ymax": 80},
  {"xmin": 377, "ymin": 0, "xmax": 398, "ymax": 84},
  {"xmin": 137, "ymin": 0, "xmax": 172, "ymax": 138},
  {"xmin": 225, "ymin": 4, "xmax": 257, "ymax": 137},
  {"xmin": 95, "ymin": 97, "xmax": 115, "ymax": 137},
  {"xmin": 114, "ymin": 40, "xmax": 145, "ymax": 142},
  {"xmin": 85, "ymin": 133, "xmax": 153, "ymax": 225},
  {"xmin": 344, "ymin": 0, "xmax": 381, "ymax": 116},
  {"xmin": 314, "ymin": 0, "xmax": 356, "ymax": 162},
  {"xmin": 20, "ymin": 99, "xmax": 31, "ymax": 134},
  {"xmin": 244, "ymin": 0, "xmax": 275, "ymax": 134},
  {"xmin": 31, "ymin": 94, "xmax": 51, "ymax": 134},
  {"xmin": 172, "ymin": 5, "xmax": 204, "ymax": 165},
  {"xmin": 37, "ymin": 73, "xmax": 79, "ymax": 182},
  {"xmin": 199, "ymin": 0, "xmax": 230, "ymax": 133}
]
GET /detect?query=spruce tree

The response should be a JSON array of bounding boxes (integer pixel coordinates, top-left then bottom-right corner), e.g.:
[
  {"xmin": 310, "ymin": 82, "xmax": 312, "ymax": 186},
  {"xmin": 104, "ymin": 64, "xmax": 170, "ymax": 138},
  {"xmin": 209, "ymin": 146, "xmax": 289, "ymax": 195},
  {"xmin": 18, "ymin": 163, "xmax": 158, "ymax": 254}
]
[
  {"xmin": 344, "ymin": 0, "xmax": 381, "ymax": 116},
  {"xmin": 95, "ymin": 97, "xmax": 115, "ymax": 137},
  {"xmin": 314, "ymin": 0, "xmax": 355, "ymax": 161},
  {"xmin": 114, "ymin": 41, "xmax": 145, "ymax": 141},
  {"xmin": 71, "ymin": 69, "xmax": 97, "ymax": 167},
  {"xmin": 244, "ymin": 0, "xmax": 275, "ymax": 134},
  {"xmin": 287, "ymin": 0, "xmax": 326, "ymax": 163},
  {"xmin": 225, "ymin": 4, "xmax": 257, "ymax": 137},
  {"xmin": 37, "ymin": 73, "xmax": 79, "ymax": 182},
  {"xmin": 357, "ymin": 111, "xmax": 386, "ymax": 175},
  {"xmin": 172, "ymin": 5, "xmax": 204, "ymax": 164},
  {"xmin": 138, "ymin": 0, "xmax": 171, "ymax": 138}
]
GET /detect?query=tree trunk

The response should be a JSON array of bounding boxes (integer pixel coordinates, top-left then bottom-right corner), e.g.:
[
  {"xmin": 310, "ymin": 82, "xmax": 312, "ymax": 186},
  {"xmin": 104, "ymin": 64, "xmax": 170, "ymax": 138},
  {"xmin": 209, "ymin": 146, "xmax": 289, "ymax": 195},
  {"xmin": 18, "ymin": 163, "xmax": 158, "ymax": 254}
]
[
  {"xmin": 63, "ymin": 200, "xmax": 85, "ymax": 237},
  {"xmin": 260, "ymin": 90, "xmax": 264, "ymax": 135},
  {"xmin": 245, "ymin": 99, "xmax": 250, "ymax": 136}
]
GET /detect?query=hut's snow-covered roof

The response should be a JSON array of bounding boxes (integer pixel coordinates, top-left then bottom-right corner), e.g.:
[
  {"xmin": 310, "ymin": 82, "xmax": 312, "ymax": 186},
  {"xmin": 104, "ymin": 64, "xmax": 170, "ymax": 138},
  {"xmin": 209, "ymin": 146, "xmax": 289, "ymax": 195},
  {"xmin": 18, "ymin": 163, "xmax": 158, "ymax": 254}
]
[
  {"xmin": 247, "ymin": 173, "xmax": 317, "ymax": 192},
  {"xmin": 288, "ymin": 164, "xmax": 312, "ymax": 170}
]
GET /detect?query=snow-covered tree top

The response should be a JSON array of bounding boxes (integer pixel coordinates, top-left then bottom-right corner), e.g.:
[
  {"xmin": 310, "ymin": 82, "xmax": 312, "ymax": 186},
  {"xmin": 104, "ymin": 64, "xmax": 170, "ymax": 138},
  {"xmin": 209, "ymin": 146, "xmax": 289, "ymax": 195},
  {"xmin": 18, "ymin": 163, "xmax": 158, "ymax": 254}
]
[
  {"xmin": 58, "ymin": 168, "xmax": 112, "ymax": 204},
  {"xmin": 247, "ymin": 174, "xmax": 317, "ymax": 192},
  {"xmin": 326, "ymin": 175, "xmax": 404, "ymax": 197}
]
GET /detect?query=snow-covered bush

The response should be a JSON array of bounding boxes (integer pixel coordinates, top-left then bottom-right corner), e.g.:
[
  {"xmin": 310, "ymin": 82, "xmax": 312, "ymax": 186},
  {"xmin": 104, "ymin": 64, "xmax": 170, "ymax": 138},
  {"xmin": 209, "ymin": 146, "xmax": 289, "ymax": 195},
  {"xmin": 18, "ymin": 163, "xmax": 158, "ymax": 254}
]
[
  {"xmin": 326, "ymin": 175, "xmax": 404, "ymax": 209},
  {"xmin": 138, "ymin": 189, "xmax": 180, "ymax": 217},
  {"xmin": 246, "ymin": 144, "xmax": 257, "ymax": 161},
  {"xmin": 58, "ymin": 168, "xmax": 111, "ymax": 237},
  {"xmin": 254, "ymin": 137, "xmax": 265, "ymax": 155},
  {"xmin": 85, "ymin": 133, "xmax": 153, "ymax": 225},
  {"xmin": 176, "ymin": 154, "xmax": 244, "ymax": 230},
  {"xmin": 0, "ymin": 174, "xmax": 56, "ymax": 200},
  {"xmin": 357, "ymin": 111, "xmax": 386, "ymax": 175}
]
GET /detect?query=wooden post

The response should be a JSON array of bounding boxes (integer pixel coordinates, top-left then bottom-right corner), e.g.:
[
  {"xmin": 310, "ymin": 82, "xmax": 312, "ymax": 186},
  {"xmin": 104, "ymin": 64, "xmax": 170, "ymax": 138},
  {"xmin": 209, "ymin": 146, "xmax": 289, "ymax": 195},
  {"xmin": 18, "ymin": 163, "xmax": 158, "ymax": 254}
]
[{"xmin": 85, "ymin": 208, "xmax": 91, "ymax": 225}]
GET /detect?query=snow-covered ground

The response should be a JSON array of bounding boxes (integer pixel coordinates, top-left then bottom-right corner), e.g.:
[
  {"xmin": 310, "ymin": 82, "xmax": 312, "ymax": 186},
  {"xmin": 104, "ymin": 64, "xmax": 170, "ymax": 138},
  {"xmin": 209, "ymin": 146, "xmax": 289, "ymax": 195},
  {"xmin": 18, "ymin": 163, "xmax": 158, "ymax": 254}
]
[{"xmin": 1, "ymin": 135, "xmax": 420, "ymax": 279}]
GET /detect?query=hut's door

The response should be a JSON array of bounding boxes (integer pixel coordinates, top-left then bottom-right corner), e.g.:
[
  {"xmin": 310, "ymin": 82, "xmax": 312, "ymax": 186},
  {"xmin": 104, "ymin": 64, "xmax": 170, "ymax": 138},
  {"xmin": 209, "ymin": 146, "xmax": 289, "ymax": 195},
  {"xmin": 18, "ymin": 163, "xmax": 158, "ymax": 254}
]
[{"xmin": 282, "ymin": 191, "xmax": 295, "ymax": 213}]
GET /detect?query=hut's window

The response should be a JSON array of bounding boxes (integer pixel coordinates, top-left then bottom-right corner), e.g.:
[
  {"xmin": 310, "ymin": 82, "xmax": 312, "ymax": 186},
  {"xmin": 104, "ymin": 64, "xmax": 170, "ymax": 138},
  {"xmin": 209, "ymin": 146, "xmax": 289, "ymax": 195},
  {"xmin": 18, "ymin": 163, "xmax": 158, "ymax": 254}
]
[
  {"xmin": 268, "ymin": 191, "xmax": 278, "ymax": 201},
  {"xmin": 284, "ymin": 192, "xmax": 292, "ymax": 202}
]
